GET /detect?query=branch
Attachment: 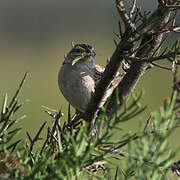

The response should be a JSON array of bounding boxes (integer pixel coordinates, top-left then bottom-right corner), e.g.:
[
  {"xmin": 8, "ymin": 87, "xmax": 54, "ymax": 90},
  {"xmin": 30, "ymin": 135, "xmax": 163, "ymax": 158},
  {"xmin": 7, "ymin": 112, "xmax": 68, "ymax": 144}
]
[
  {"xmin": 83, "ymin": 36, "xmax": 135, "ymax": 122},
  {"xmin": 106, "ymin": 11, "xmax": 172, "ymax": 119},
  {"xmin": 151, "ymin": 62, "xmax": 172, "ymax": 70},
  {"xmin": 130, "ymin": 0, "xmax": 137, "ymax": 20},
  {"xmin": 83, "ymin": 0, "xmax": 177, "ymax": 123},
  {"xmin": 26, "ymin": 122, "xmax": 46, "ymax": 152},
  {"xmin": 106, "ymin": 36, "xmax": 164, "ymax": 119},
  {"xmin": 123, "ymin": 51, "xmax": 180, "ymax": 62},
  {"xmin": 116, "ymin": 0, "xmax": 136, "ymax": 32}
]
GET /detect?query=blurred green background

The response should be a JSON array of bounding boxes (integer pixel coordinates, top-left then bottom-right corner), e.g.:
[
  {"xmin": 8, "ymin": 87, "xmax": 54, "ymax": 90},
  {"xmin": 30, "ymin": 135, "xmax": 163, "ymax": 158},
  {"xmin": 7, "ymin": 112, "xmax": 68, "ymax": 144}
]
[{"xmin": 0, "ymin": 0, "xmax": 179, "ymax": 155}]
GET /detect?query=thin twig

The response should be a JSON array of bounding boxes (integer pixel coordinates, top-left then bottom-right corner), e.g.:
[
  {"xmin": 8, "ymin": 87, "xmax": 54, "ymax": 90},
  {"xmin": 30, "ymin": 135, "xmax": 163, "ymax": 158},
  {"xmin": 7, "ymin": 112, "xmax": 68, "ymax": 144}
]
[
  {"xmin": 151, "ymin": 62, "xmax": 172, "ymax": 70},
  {"xmin": 113, "ymin": 31, "xmax": 121, "ymax": 39},
  {"xmin": 131, "ymin": 37, "xmax": 153, "ymax": 55},
  {"xmin": 172, "ymin": 10, "xmax": 177, "ymax": 27},
  {"xmin": 122, "ymin": 51, "xmax": 180, "ymax": 62},
  {"xmin": 165, "ymin": 5, "xmax": 180, "ymax": 9},
  {"xmin": 9, "ymin": 72, "xmax": 29, "ymax": 109},
  {"xmin": 48, "ymin": 127, "xmax": 58, "ymax": 143},
  {"xmin": 118, "ymin": 20, "xmax": 123, "ymax": 39},
  {"xmin": 26, "ymin": 122, "xmax": 46, "ymax": 151},
  {"xmin": 160, "ymin": 47, "xmax": 169, "ymax": 56},
  {"xmin": 113, "ymin": 38, "xmax": 118, "ymax": 47},
  {"xmin": 15, "ymin": 115, "xmax": 27, "ymax": 123},
  {"xmin": 116, "ymin": 0, "xmax": 136, "ymax": 32},
  {"xmin": 130, "ymin": 0, "xmax": 137, "ymax": 19},
  {"xmin": 14, "ymin": 99, "xmax": 30, "ymax": 113},
  {"xmin": 132, "ymin": 6, "xmax": 141, "ymax": 23},
  {"xmin": 151, "ymin": 33, "xmax": 169, "ymax": 57},
  {"xmin": 144, "ymin": 116, "xmax": 152, "ymax": 132}
]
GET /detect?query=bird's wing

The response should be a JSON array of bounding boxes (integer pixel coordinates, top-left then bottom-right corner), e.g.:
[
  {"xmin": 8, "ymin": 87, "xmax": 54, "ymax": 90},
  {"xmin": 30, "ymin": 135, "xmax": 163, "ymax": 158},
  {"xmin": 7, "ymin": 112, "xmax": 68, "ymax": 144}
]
[
  {"xmin": 94, "ymin": 64, "xmax": 123, "ymax": 107},
  {"xmin": 94, "ymin": 64, "xmax": 123, "ymax": 88},
  {"xmin": 94, "ymin": 64, "xmax": 105, "ymax": 86}
]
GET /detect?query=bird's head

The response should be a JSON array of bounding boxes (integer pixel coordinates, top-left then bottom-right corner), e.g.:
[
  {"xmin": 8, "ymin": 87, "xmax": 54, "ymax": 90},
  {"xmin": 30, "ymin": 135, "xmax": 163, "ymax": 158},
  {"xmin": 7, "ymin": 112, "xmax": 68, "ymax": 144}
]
[{"xmin": 64, "ymin": 43, "xmax": 96, "ymax": 65}]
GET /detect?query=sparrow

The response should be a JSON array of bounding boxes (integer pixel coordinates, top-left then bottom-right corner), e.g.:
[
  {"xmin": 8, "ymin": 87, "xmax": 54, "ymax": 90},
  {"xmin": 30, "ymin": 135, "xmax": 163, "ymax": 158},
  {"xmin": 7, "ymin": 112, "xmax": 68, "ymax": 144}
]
[{"xmin": 58, "ymin": 43, "xmax": 122, "ymax": 113}]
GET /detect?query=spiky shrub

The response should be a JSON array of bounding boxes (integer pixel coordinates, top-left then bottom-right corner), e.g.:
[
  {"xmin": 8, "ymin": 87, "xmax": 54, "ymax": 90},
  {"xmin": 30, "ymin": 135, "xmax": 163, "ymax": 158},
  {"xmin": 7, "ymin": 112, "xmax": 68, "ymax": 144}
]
[{"xmin": 0, "ymin": 70, "xmax": 179, "ymax": 180}]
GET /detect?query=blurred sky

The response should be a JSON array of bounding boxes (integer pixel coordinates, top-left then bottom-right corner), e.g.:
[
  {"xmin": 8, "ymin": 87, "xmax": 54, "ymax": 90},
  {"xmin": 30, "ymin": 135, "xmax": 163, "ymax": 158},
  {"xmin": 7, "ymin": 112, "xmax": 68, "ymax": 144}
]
[{"xmin": 0, "ymin": 0, "xmax": 179, "ymax": 152}]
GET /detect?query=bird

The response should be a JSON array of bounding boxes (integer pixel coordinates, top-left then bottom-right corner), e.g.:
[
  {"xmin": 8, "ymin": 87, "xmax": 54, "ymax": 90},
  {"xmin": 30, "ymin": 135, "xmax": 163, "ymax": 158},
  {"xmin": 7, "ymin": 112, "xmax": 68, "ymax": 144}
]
[{"xmin": 58, "ymin": 43, "xmax": 122, "ymax": 113}]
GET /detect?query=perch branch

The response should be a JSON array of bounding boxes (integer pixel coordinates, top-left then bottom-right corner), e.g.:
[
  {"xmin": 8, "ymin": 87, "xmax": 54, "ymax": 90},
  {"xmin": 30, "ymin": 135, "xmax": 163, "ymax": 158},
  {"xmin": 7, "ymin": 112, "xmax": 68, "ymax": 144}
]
[
  {"xmin": 106, "ymin": 4, "xmax": 173, "ymax": 119},
  {"xmin": 83, "ymin": 0, "xmax": 178, "ymax": 123},
  {"xmin": 116, "ymin": 0, "xmax": 136, "ymax": 32},
  {"xmin": 122, "ymin": 51, "xmax": 180, "ymax": 62},
  {"xmin": 130, "ymin": 0, "xmax": 137, "ymax": 20},
  {"xmin": 83, "ymin": 36, "xmax": 135, "ymax": 122}
]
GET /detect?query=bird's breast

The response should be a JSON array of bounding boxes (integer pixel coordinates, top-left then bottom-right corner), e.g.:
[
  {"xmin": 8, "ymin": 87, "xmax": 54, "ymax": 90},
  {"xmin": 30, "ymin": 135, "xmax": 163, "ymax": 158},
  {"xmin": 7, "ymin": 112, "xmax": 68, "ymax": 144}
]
[{"xmin": 58, "ymin": 63, "xmax": 95, "ymax": 112}]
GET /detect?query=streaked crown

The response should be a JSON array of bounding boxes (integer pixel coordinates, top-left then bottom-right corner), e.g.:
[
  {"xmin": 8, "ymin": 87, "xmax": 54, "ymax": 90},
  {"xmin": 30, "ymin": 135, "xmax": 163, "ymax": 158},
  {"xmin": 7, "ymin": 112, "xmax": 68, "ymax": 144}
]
[
  {"xmin": 64, "ymin": 43, "xmax": 96, "ymax": 65},
  {"xmin": 69, "ymin": 44, "xmax": 95, "ymax": 56}
]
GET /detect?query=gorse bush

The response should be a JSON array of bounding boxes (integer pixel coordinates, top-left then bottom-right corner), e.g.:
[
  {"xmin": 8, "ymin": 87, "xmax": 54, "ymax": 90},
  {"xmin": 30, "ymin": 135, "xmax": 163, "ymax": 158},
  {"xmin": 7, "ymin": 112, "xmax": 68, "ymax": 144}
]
[
  {"xmin": 0, "ymin": 1, "xmax": 180, "ymax": 179},
  {"xmin": 0, "ymin": 71, "xmax": 179, "ymax": 180}
]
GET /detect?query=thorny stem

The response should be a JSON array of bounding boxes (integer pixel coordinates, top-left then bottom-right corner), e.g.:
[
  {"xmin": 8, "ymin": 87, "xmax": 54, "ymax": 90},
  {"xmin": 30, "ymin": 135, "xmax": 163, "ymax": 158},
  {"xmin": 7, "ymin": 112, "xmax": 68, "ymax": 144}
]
[{"xmin": 83, "ymin": 0, "xmax": 178, "ymax": 123}]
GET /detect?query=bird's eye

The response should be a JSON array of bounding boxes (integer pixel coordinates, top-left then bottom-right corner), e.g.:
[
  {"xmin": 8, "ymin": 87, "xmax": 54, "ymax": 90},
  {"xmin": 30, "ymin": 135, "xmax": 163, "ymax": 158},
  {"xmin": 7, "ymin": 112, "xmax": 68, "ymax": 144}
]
[{"xmin": 71, "ymin": 48, "xmax": 83, "ymax": 54}]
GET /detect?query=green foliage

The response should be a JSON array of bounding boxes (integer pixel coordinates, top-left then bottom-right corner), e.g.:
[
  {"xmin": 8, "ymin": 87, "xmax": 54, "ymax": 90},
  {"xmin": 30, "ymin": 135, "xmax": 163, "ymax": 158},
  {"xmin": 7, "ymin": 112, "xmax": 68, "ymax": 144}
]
[
  {"xmin": 120, "ymin": 92, "xmax": 178, "ymax": 180},
  {"xmin": 0, "ymin": 74, "xmax": 179, "ymax": 180},
  {"xmin": 0, "ymin": 73, "xmax": 28, "ymax": 153}
]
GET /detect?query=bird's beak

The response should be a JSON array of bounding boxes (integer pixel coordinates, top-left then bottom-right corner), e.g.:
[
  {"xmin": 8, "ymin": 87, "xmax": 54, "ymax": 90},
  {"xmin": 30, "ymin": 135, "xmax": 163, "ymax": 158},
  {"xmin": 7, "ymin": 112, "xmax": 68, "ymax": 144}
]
[
  {"xmin": 71, "ymin": 56, "xmax": 82, "ymax": 65},
  {"xmin": 71, "ymin": 54, "xmax": 84, "ymax": 65},
  {"xmin": 71, "ymin": 52, "xmax": 95, "ymax": 66}
]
